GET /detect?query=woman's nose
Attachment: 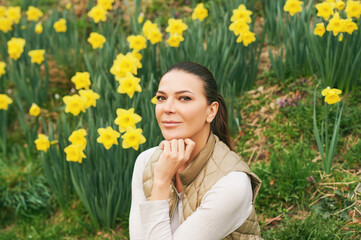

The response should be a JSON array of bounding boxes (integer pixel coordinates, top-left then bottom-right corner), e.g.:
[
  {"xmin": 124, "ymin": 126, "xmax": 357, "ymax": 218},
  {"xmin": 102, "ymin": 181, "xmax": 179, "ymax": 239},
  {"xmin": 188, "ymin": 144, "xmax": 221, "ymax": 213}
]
[{"xmin": 163, "ymin": 98, "xmax": 175, "ymax": 113}]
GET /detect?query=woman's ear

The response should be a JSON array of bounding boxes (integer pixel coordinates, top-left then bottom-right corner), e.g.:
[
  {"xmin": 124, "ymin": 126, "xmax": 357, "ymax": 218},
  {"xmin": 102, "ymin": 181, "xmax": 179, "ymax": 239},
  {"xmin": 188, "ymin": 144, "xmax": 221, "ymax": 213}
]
[{"xmin": 206, "ymin": 101, "xmax": 219, "ymax": 123}]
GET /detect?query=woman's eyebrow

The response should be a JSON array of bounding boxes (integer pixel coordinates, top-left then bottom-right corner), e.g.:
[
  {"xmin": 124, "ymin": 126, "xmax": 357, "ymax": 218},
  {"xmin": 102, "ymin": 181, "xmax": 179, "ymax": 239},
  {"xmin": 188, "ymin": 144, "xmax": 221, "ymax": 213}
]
[{"xmin": 157, "ymin": 90, "xmax": 195, "ymax": 95}]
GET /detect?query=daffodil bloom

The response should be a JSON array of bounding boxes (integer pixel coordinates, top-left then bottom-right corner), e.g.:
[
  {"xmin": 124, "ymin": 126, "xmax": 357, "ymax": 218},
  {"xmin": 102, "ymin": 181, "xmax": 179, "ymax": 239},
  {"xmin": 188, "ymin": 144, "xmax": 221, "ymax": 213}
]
[
  {"xmin": 98, "ymin": 0, "xmax": 114, "ymax": 11},
  {"xmin": 64, "ymin": 144, "xmax": 86, "ymax": 163},
  {"xmin": 237, "ymin": 30, "xmax": 256, "ymax": 47},
  {"xmin": 343, "ymin": 18, "xmax": 358, "ymax": 34},
  {"xmin": 35, "ymin": 134, "xmax": 50, "ymax": 152},
  {"xmin": 321, "ymin": 87, "xmax": 342, "ymax": 104},
  {"xmin": 0, "ymin": 17, "xmax": 13, "ymax": 33},
  {"xmin": 230, "ymin": 4, "xmax": 252, "ymax": 23},
  {"xmin": 335, "ymin": 1, "xmax": 345, "ymax": 10},
  {"xmin": 167, "ymin": 34, "xmax": 184, "ymax": 47},
  {"xmin": 315, "ymin": 2, "xmax": 335, "ymax": 21},
  {"xmin": 345, "ymin": 0, "xmax": 361, "ymax": 19},
  {"xmin": 138, "ymin": 13, "xmax": 144, "ymax": 23},
  {"xmin": 131, "ymin": 50, "xmax": 142, "ymax": 62},
  {"xmin": 338, "ymin": 33, "xmax": 344, "ymax": 41},
  {"xmin": 151, "ymin": 96, "xmax": 157, "ymax": 104},
  {"xmin": 114, "ymin": 108, "xmax": 142, "ymax": 133},
  {"xmin": 71, "ymin": 72, "xmax": 91, "ymax": 90},
  {"xmin": 66, "ymin": 3, "xmax": 72, "ymax": 10},
  {"xmin": 142, "ymin": 20, "xmax": 158, "ymax": 37},
  {"xmin": 97, "ymin": 126, "xmax": 121, "ymax": 150},
  {"xmin": 229, "ymin": 19, "xmax": 250, "ymax": 36},
  {"xmin": 7, "ymin": 37, "xmax": 26, "ymax": 60},
  {"xmin": 166, "ymin": 18, "xmax": 188, "ymax": 35},
  {"xmin": 0, "ymin": 6, "xmax": 6, "ymax": 17},
  {"xmin": 87, "ymin": 32, "xmax": 106, "ymax": 49},
  {"xmin": 79, "ymin": 89, "xmax": 100, "ymax": 108},
  {"xmin": 110, "ymin": 52, "xmax": 142, "ymax": 80},
  {"xmin": 68, "ymin": 129, "xmax": 87, "ymax": 150},
  {"xmin": 35, "ymin": 22, "xmax": 43, "ymax": 34},
  {"xmin": 192, "ymin": 3, "xmax": 208, "ymax": 21},
  {"xmin": 127, "ymin": 35, "xmax": 147, "ymax": 51},
  {"xmin": 116, "ymin": 72, "xmax": 142, "ymax": 98},
  {"xmin": 283, "ymin": 0, "xmax": 303, "ymax": 16},
  {"xmin": 26, "ymin": 6, "xmax": 43, "ymax": 21},
  {"xmin": 6, "ymin": 6, "xmax": 21, "ymax": 24},
  {"xmin": 63, "ymin": 94, "xmax": 86, "ymax": 116},
  {"xmin": 147, "ymin": 28, "xmax": 162, "ymax": 44},
  {"xmin": 0, "ymin": 94, "xmax": 13, "ymax": 110},
  {"xmin": 121, "ymin": 126, "xmax": 146, "ymax": 151},
  {"xmin": 29, "ymin": 103, "xmax": 41, "ymax": 116},
  {"xmin": 88, "ymin": 5, "xmax": 107, "ymax": 23},
  {"xmin": 53, "ymin": 18, "xmax": 67, "ymax": 32},
  {"xmin": 326, "ymin": 12, "xmax": 344, "ymax": 36},
  {"xmin": 314, "ymin": 23, "xmax": 326, "ymax": 37},
  {"xmin": 0, "ymin": 61, "xmax": 6, "ymax": 78},
  {"xmin": 28, "ymin": 49, "xmax": 45, "ymax": 64}
]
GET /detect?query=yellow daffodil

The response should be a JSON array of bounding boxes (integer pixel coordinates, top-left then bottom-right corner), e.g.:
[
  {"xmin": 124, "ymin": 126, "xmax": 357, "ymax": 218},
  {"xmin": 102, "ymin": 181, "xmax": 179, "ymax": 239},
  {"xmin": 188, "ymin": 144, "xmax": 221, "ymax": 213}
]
[
  {"xmin": 0, "ymin": 17, "xmax": 13, "ymax": 33},
  {"xmin": 237, "ymin": 30, "xmax": 256, "ymax": 46},
  {"xmin": 26, "ymin": 6, "xmax": 43, "ymax": 21},
  {"xmin": 53, "ymin": 18, "xmax": 67, "ymax": 32},
  {"xmin": 335, "ymin": 1, "xmax": 345, "ymax": 10},
  {"xmin": 127, "ymin": 35, "xmax": 147, "ymax": 51},
  {"xmin": 29, "ymin": 103, "xmax": 41, "ymax": 116},
  {"xmin": 151, "ymin": 96, "xmax": 157, "ymax": 104},
  {"xmin": 131, "ymin": 50, "xmax": 142, "ymax": 62},
  {"xmin": 121, "ymin": 126, "xmax": 146, "ymax": 151},
  {"xmin": 28, "ymin": 49, "xmax": 45, "ymax": 64},
  {"xmin": 345, "ymin": 0, "xmax": 361, "ymax": 19},
  {"xmin": 87, "ymin": 32, "xmax": 106, "ymax": 49},
  {"xmin": 0, "ymin": 61, "xmax": 6, "ymax": 78},
  {"xmin": 114, "ymin": 108, "xmax": 142, "ymax": 133},
  {"xmin": 0, "ymin": 6, "xmax": 6, "ymax": 17},
  {"xmin": 138, "ymin": 13, "xmax": 144, "ymax": 23},
  {"xmin": 63, "ymin": 94, "xmax": 86, "ymax": 116},
  {"xmin": 229, "ymin": 19, "xmax": 250, "ymax": 36},
  {"xmin": 88, "ymin": 5, "xmax": 107, "ymax": 23},
  {"xmin": 35, "ymin": 22, "xmax": 43, "ymax": 34},
  {"xmin": 116, "ymin": 72, "xmax": 142, "ymax": 98},
  {"xmin": 167, "ymin": 34, "xmax": 184, "ymax": 47},
  {"xmin": 6, "ymin": 6, "xmax": 21, "ymax": 24},
  {"xmin": 283, "ymin": 0, "xmax": 303, "ymax": 16},
  {"xmin": 79, "ymin": 89, "xmax": 100, "ymax": 108},
  {"xmin": 64, "ymin": 144, "xmax": 86, "ymax": 163},
  {"xmin": 147, "ymin": 28, "xmax": 162, "ymax": 44},
  {"xmin": 66, "ymin": 3, "xmax": 72, "ymax": 10},
  {"xmin": 35, "ymin": 134, "xmax": 50, "ymax": 152},
  {"xmin": 315, "ymin": 2, "xmax": 335, "ymax": 21},
  {"xmin": 192, "ymin": 3, "xmax": 208, "ymax": 21},
  {"xmin": 0, "ymin": 94, "xmax": 13, "ymax": 110},
  {"xmin": 343, "ymin": 18, "xmax": 358, "ymax": 34},
  {"xmin": 166, "ymin": 18, "xmax": 188, "ymax": 35},
  {"xmin": 98, "ymin": 0, "xmax": 114, "ymax": 11},
  {"xmin": 326, "ymin": 12, "xmax": 344, "ymax": 36},
  {"xmin": 110, "ymin": 52, "xmax": 142, "ymax": 80},
  {"xmin": 97, "ymin": 126, "xmax": 121, "ymax": 150},
  {"xmin": 314, "ymin": 23, "xmax": 326, "ymax": 37},
  {"xmin": 230, "ymin": 4, "xmax": 252, "ymax": 23},
  {"xmin": 71, "ymin": 72, "xmax": 91, "ymax": 90},
  {"xmin": 142, "ymin": 20, "xmax": 158, "ymax": 37},
  {"xmin": 321, "ymin": 87, "xmax": 342, "ymax": 104},
  {"xmin": 68, "ymin": 129, "xmax": 87, "ymax": 150},
  {"xmin": 338, "ymin": 33, "xmax": 344, "ymax": 41},
  {"xmin": 7, "ymin": 37, "xmax": 26, "ymax": 60}
]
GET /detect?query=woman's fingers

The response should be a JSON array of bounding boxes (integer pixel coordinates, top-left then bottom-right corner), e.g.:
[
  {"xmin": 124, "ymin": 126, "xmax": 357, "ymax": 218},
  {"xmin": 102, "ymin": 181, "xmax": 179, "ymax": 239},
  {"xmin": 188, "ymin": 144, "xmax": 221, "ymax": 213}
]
[
  {"xmin": 184, "ymin": 138, "xmax": 195, "ymax": 161},
  {"xmin": 177, "ymin": 139, "xmax": 185, "ymax": 161}
]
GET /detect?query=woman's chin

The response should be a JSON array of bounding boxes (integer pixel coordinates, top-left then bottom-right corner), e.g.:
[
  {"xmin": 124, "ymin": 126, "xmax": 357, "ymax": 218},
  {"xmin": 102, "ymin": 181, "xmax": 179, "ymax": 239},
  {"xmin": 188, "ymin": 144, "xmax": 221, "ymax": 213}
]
[{"xmin": 162, "ymin": 133, "xmax": 188, "ymax": 141}]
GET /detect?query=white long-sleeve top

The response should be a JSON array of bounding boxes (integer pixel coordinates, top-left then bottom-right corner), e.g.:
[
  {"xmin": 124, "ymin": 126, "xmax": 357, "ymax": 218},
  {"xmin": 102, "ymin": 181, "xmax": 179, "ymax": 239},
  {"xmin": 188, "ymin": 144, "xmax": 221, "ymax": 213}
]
[{"xmin": 129, "ymin": 147, "xmax": 253, "ymax": 240}]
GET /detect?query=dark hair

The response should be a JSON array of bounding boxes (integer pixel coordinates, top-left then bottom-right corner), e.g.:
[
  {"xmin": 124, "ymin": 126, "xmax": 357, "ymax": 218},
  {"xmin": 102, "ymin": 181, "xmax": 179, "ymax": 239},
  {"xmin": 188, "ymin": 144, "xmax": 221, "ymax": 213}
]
[{"xmin": 164, "ymin": 62, "xmax": 233, "ymax": 150}]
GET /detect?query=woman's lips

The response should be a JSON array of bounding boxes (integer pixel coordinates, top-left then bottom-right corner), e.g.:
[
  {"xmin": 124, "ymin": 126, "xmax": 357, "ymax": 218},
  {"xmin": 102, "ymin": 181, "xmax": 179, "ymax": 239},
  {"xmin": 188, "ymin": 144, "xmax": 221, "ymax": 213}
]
[{"xmin": 162, "ymin": 121, "xmax": 181, "ymax": 127}]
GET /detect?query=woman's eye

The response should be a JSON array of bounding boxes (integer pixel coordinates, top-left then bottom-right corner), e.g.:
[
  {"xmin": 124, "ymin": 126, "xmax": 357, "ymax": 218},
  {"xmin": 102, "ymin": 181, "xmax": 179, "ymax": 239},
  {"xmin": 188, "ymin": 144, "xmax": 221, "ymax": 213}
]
[
  {"xmin": 180, "ymin": 96, "xmax": 191, "ymax": 101},
  {"xmin": 156, "ymin": 96, "xmax": 166, "ymax": 101}
]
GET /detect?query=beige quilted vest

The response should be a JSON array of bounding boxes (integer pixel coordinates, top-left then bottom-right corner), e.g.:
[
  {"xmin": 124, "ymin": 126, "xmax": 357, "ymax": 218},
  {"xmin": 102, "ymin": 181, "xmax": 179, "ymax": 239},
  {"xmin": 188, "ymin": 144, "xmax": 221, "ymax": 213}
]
[{"xmin": 143, "ymin": 133, "xmax": 263, "ymax": 239}]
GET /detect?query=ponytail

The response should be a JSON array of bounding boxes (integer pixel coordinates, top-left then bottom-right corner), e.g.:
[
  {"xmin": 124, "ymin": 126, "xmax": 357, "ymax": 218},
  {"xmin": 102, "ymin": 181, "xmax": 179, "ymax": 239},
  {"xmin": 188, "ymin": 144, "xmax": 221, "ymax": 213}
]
[{"xmin": 211, "ymin": 94, "xmax": 233, "ymax": 151}]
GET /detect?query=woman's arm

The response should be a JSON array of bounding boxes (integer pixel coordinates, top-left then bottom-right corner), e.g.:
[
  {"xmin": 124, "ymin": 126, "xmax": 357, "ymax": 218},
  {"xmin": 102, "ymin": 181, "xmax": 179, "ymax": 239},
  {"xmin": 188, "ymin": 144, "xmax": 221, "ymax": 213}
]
[{"xmin": 139, "ymin": 171, "xmax": 253, "ymax": 240}]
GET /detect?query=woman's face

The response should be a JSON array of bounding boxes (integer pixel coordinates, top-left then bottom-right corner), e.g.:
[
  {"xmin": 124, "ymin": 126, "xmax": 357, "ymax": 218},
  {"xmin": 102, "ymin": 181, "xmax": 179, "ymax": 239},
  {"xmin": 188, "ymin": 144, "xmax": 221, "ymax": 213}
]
[{"xmin": 155, "ymin": 70, "xmax": 217, "ymax": 142}]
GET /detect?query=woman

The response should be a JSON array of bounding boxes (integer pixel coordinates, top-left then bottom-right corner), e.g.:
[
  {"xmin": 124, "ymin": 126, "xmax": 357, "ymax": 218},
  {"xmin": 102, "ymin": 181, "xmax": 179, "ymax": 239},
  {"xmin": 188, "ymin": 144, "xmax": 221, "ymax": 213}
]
[{"xmin": 129, "ymin": 62, "xmax": 262, "ymax": 240}]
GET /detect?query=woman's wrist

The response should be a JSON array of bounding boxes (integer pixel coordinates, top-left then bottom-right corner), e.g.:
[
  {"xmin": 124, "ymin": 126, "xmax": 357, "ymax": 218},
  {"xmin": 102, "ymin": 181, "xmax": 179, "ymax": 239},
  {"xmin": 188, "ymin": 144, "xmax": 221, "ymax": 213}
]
[{"xmin": 150, "ymin": 180, "xmax": 171, "ymax": 201}]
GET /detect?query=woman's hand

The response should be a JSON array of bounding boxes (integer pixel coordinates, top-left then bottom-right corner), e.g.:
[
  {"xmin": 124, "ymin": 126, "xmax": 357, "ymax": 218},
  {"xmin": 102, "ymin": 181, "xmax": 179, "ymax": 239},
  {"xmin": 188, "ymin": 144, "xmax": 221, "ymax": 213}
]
[{"xmin": 150, "ymin": 139, "xmax": 195, "ymax": 201}]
